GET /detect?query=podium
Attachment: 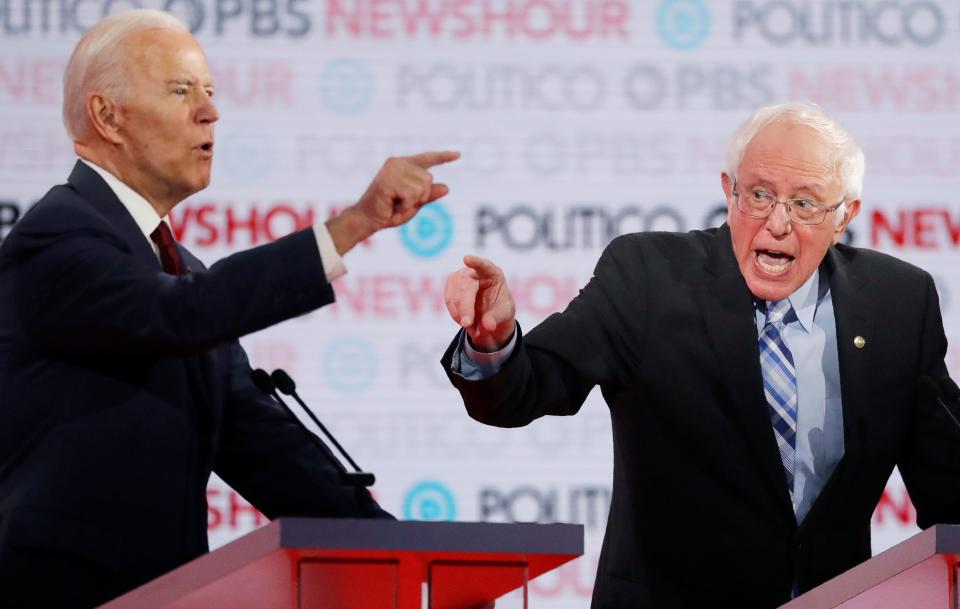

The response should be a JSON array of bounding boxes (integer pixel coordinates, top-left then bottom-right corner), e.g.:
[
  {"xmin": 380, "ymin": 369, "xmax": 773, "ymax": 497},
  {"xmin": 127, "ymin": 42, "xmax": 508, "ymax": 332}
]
[
  {"xmin": 782, "ymin": 525, "xmax": 960, "ymax": 608},
  {"xmin": 97, "ymin": 518, "xmax": 583, "ymax": 609}
]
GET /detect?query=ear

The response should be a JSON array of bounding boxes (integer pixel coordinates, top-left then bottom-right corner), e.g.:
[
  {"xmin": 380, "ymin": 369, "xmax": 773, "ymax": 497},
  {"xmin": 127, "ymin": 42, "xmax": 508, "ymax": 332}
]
[
  {"xmin": 831, "ymin": 198, "xmax": 861, "ymax": 245},
  {"xmin": 86, "ymin": 92, "xmax": 124, "ymax": 146},
  {"xmin": 720, "ymin": 172, "xmax": 735, "ymax": 213}
]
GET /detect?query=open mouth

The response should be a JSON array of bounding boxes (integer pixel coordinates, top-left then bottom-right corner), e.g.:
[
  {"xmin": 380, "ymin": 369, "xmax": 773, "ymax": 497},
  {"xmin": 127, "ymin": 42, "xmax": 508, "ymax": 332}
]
[
  {"xmin": 200, "ymin": 142, "xmax": 213, "ymax": 153},
  {"xmin": 755, "ymin": 249, "xmax": 794, "ymax": 274}
]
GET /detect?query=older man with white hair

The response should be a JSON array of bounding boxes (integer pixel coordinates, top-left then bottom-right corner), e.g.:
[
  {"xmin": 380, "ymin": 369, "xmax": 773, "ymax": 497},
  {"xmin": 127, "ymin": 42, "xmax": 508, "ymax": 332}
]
[
  {"xmin": 441, "ymin": 102, "xmax": 960, "ymax": 608},
  {"xmin": 0, "ymin": 9, "xmax": 458, "ymax": 609}
]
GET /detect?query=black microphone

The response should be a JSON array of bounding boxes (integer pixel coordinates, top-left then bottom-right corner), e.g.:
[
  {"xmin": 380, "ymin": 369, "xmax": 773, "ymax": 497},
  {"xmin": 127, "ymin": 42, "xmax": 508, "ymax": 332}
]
[
  {"xmin": 271, "ymin": 368, "xmax": 376, "ymax": 487},
  {"xmin": 250, "ymin": 369, "xmax": 373, "ymax": 487},
  {"xmin": 919, "ymin": 375, "xmax": 960, "ymax": 431}
]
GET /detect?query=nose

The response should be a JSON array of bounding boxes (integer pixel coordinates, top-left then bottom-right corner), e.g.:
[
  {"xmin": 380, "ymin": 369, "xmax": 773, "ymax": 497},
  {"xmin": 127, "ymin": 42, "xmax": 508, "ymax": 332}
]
[
  {"xmin": 196, "ymin": 93, "xmax": 220, "ymax": 125},
  {"xmin": 764, "ymin": 201, "xmax": 792, "ymax": 236}
]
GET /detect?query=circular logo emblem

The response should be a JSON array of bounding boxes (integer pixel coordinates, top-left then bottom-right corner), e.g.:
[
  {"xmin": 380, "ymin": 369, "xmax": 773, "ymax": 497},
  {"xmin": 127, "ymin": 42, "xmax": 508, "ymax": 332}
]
[
  {"xmin": 400, "ymin": 202, "xmax": 454, "ymax": 258},
  {"xmin": 657, "ymin": 0, "xmax": 711, "ymax": 49},
  {"xmin": 403, "ymin": 481, "xmax": 457, "ymax": 521},
  {"xmin": 216, "ymin": 132, "xmax": 274, "ymax": 184},
  {"xmin": 322, "ymin": 337, "xmax": 378, "ymax": 394},
  {"xmin": 319, "ymin": 59, "xmax": 376, "ymax": 115}
]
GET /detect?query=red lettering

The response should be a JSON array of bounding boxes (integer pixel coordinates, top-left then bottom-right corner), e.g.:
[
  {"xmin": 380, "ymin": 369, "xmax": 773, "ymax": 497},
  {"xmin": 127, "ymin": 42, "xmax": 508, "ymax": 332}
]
[
  {"xmin": 403, "ymin": 276, "xmax": 446, "ymax": 315},
  {"xmin": 169, "ymin": 206, "xmax": 192, "ymax": 242},
  {"xmin": 600, "ymin": 1, "xmax": 628, "ymax": 40},
  {"xmin": 369, "ymin": 0, "xmax": 392, "ymax": 36},
  {"xmin": 482, "ymin": 0, "xmax": 515, "ymax": 36},
  {"xmin": 324, "ymin": 0, "xmax": 629, "ymax": 41},
  {"xmin": 401, "ymin": 0, "xmax": 446, "ymax": 36},
  {"xmin": 529, "ymin": 555, "xmax": 598, "ymax": 598},
  {"xmin": 32, "ymin": 59, "xmax": 60, "ymax": 105},
  {"xmin": 226, "ymin": 206, "xmax": 260, "ymax": 246},
  {"xmin": 263, "ymin": 204, "xmax": 302, "ymax": 241},
  {"xmin": 0, "ymin": 59, "xmax": 65, "ymax": 104},
  {"xmin": 195, "ymin": 204, "xmax": 220, "ymax": 247},
  {"xmin": 0, "ymin": 61, "xmax": 26, "ymax": 102},
  {"xmin": 515, "ymin": 274, "xmax": 578, "ymax": 317},
  {"xmin": 372, "ymin": 276, "xmax": 400, "ymax": 318},
  {"xmin": 207, "ymin": 488, "xmax": 223, "ymax": 530},
  {"xmin": 789, "ymin": 66, "xmax": 960, "ymax": 113},
  {"xmin": 873, "ymin": 487, "xmax": 915, "ymax": 526},
  {"xmin": 912, "ymin": 209, "xmax": 939, "ymax": 250},
  {"xmin": 872, "ymin": 208, "xmax": 960, "ymax": 249},
  {"xmin": 211, "ymin": 62, "xmax": 293, "ymax": 107},
  {"xmin": 861, "ymin": 69, "xmax": 914, "ymax": 113},
  {"xmin": 943, "ymin": 210, "xmax": 960, "ymax": 246},
  {"xmin": 332, "ymin": 277, "xmax": 369, "ymax": 315},
  {"xmin": 871, "ymin": 210, "xmax": 906, "ymax": 248},
  {"xmin": 331, "ymin": 274, "xmax": 577, "ymax": 318},
  {"xmin": 327, "ymin": 0, "xmax": 364, "ymax": 35},
  {"xmin": 229, "ymin": 491, "xmax": 267, "ymax": 528}
]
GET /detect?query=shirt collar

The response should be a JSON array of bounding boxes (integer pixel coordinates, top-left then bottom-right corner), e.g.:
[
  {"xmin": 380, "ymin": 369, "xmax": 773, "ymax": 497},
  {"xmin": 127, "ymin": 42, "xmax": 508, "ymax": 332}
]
[
  {"xmin": 80, "ymin": 158, "xmax": 168, "ymax": 241},
  {"xmin": 784, "ymin": 268, "xmax": 821, "ymax": 333}
]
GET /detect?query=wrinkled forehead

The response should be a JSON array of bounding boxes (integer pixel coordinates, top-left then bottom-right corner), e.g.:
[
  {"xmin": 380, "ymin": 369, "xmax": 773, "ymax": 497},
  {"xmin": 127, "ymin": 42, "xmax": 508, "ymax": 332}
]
[
  {"xmin": 739, "ymin": 121, "xmax": 842, "ymax": 188},
  {"xmin": 120, "ymin": 27, "xmax": 211, "ymax": 82}
]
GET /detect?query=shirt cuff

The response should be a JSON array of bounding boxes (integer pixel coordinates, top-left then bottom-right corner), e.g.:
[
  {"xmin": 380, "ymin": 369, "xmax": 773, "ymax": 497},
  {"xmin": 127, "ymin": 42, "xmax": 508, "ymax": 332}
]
[
  {"xmin": 313, "ymin": 223, "xmax": 347, "ymax": 281},
  {"xmin": 459, "ymin": 325, "xmax": 518, "ymax": 379}
]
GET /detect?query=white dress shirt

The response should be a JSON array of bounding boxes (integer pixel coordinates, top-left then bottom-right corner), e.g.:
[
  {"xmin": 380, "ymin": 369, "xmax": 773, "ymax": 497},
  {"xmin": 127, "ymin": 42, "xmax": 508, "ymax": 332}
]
[{"xmin": 80, "ymin": 158, "xmax": 347, "ymax": 281}]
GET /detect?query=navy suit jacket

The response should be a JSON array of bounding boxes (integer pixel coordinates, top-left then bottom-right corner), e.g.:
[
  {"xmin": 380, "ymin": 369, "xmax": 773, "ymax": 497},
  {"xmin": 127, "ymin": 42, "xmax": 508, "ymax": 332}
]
[
  {"xmin": 443, "ymin": 225, "xmax": 960, "ymax": 609},
  {"xmin": 0, "ymin": 162, "xmax": 389, "ymax": 608}
]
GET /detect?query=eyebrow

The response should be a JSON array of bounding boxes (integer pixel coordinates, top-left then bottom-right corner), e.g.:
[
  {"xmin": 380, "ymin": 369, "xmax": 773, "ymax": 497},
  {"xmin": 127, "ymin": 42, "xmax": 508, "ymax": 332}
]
[
  {"xmin": 743, "ymin": 176, "xmax": 829, "ymax": 199},
  {"xmin": 167, "ymin": 78, "xmax": 215, "ymax": 88}
]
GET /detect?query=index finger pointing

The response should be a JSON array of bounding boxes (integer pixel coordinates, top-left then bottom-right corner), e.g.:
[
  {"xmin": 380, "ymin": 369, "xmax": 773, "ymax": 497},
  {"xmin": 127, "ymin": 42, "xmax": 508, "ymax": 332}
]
[
  {"xmin": 463, "ymin": 255, "xmax": 502, "ymax": 279},
  {"xmin": 407, "ymin": 150, "xmax": 461, "ymax": 169}
]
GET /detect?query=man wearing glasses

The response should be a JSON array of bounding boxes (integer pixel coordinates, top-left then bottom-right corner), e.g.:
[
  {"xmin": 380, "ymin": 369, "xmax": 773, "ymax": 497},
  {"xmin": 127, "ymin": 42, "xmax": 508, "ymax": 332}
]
[{"xmin": 441, "ymin": 102, "xmax": 960, "ymax": 608}]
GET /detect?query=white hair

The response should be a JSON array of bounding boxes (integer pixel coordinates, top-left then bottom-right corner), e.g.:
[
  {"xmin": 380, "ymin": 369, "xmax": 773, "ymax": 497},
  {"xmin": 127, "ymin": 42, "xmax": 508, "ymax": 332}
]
[
  {"xmin": 63, "ymin": 9, "xmax": 188, "ymax": 141},
  {"xmin": 725, "ymin": 102, "xmax": 865, "ymax": 225}
]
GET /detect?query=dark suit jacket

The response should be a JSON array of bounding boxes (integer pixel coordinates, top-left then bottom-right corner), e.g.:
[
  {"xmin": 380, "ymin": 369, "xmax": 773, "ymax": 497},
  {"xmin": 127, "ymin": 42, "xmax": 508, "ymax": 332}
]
[
  {"xmin": 443, "ymin": 225, "xmax": 960, "ymax": 609},
  {"xmin": 0, "ymin": 162, "xmax": 389, "ymax": 609}
]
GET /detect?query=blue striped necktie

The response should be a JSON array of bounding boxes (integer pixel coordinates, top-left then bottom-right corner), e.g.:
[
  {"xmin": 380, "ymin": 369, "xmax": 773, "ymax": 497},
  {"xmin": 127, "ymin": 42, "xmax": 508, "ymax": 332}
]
[{"xmin": 759, "ymin": 299, "xmax": 798, "ymax": 502}]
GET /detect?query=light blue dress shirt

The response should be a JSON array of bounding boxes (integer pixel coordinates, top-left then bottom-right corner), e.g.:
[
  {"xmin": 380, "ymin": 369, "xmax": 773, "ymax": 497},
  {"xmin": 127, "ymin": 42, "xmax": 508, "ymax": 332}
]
[
  {"xmin": 456, "ymin": 268, "xmax": 845, "ymax": 524},
  {"xmin": 757, "ymin": 269, "xmax": 845, "ymax": 523}
]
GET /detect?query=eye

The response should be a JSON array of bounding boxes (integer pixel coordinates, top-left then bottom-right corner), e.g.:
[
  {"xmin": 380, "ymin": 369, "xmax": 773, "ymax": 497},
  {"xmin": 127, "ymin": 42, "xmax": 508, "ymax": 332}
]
[
  {"xmin": 794, "ymin": 199, "xmax": 818, "ymax": 210},
  {"xmin": 173, "ymin": 87, "xmax": 188, "ymax": 96},
  {"xmin": 752, "ymin": 190, "xmax": 772, "ymax": 202},
  {"xmin": 205, "ymin": 89, "xmax": 215, "ymax": 98}
]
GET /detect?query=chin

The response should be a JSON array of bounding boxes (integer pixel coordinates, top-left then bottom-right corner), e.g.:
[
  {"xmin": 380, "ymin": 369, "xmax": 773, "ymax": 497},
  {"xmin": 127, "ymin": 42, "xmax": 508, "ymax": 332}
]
[{"xmin": 743, "ymin": 273, "xmax": 797, "ymax": 302}]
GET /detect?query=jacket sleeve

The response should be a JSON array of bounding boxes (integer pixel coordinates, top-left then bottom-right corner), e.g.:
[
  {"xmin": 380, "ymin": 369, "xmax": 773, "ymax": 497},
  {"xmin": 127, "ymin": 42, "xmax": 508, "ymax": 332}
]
[
  {"xmin": 441, "ymin": 234, "xmax": 646, "ymax": 428},
  {"xmin": 897, "ymin": 272, "xmax": 960, "ymax": 529},
  {"xmin": 213, "ymin": 342, "xmax": 392, "ymax": 520},
  {"xmin": 4, "ymin": 204, "xmax": 333, "ymax": 358}
]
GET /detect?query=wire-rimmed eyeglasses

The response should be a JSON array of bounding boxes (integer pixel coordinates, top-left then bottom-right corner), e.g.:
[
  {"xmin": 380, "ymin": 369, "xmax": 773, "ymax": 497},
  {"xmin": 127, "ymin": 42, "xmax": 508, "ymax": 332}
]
[{"xmin": 731, "ymin": 179, "xmax": 845, "ymax": 226}]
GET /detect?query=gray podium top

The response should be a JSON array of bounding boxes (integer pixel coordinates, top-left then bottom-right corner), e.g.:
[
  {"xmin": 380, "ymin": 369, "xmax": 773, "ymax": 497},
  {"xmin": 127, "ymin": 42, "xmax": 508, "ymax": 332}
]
[
  {"xmin": 782, "ymin": 524, "xmax": 960, "ymax": 609},
  {"xmin": 100, "ymin": 518, "xmax": 585, "ymax": 609}
]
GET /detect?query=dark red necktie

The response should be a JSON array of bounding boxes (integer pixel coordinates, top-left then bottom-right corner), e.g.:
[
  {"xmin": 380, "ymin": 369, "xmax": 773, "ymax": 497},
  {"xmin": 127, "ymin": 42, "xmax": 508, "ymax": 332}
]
[{"xmin": 150, "ymin": 221, "xmax": 186, "ymax": 276}]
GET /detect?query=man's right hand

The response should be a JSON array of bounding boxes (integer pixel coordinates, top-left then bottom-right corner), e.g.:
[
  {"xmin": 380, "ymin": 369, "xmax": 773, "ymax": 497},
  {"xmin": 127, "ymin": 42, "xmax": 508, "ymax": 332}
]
[
  {"xmin": 444, "ymin": 255, "xmax": 517, "ymax": 352},
  {"xmin": 326, "ymin": 151, "xmax": 460, "ymax": 255}
]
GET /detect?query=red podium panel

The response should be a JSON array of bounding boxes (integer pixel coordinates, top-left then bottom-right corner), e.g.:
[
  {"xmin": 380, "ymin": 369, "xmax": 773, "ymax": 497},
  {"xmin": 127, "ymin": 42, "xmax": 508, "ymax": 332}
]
[
  {"xmin": 97, "ymin": 518, "xmax": 583, "ymax": 609},
  {"xmin": 782, "ymin": 525, "xmax": 960, "ymax": 609}
]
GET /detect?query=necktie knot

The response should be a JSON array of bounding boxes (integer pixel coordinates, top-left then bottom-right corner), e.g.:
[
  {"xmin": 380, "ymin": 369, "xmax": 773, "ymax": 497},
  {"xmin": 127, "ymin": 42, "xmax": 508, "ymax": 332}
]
[
  {"xmin": 764, "ymin": 299, "xmax": 792, "ymax": 327},
  {"xmin": 150, "ymin": 221, "xmax": 185, "ymax": 276},
  {"xmin": 151, "ymin": 221, "xmax": 175, "ymax": 247}
]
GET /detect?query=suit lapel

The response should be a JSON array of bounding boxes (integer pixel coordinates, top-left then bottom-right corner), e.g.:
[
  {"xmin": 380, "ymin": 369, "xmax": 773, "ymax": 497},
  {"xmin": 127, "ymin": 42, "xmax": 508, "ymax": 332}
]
[
  {"xmin": 67, "ymin": 161, "xmax": 217, "ymax": 426},
  {"xmin": 823, "ymin": 246, "xmax": 874, "ymax": 464},
  {"xmin": 67, "ymin": 161, "xmax": 161, "ymax": 272},
  {"xmin": 794, "ymin": 247, "xmax": 875, "ymax": 534},
  {"xmin": 694, "ymin": 225, "xmax": 796, "ymax": 519}
]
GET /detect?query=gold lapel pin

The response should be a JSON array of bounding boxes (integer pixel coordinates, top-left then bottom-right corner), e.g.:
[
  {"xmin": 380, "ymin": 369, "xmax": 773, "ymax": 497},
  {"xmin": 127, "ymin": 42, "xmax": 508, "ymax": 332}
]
[{"xmin": 854, "ymin": 336, "xmax": 866, "ymax": 349}]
